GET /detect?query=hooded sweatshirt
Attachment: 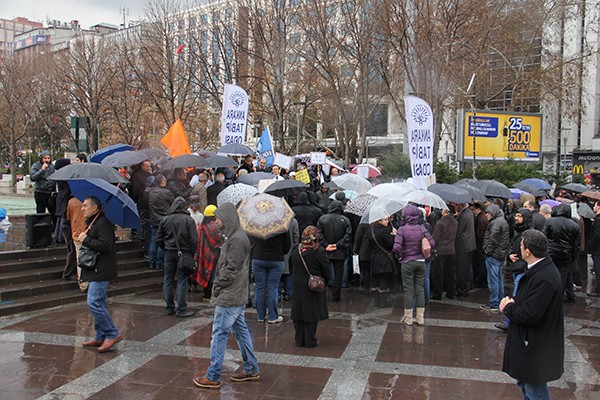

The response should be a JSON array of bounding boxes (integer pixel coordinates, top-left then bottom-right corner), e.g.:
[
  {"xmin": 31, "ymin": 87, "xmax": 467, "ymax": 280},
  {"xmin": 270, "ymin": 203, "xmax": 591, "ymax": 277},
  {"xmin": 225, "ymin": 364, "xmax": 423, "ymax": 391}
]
[
  {"xmin": 212, "ymin": 202, "xmax": 251, "ymax": 306},
  {"xmin": 483, "ymin": 204, "xmax": 510, "ymax": 260},
  {"xmin": 156, "ymin": 196, "xmax": 198, "ymax": 252},
  {"xmin": 393, "ymin": 205, "xmax": 436, "ymax": 262},
  {"xmin": 30, "ymin": 150, "xmax": 56, "ymax": 193}
]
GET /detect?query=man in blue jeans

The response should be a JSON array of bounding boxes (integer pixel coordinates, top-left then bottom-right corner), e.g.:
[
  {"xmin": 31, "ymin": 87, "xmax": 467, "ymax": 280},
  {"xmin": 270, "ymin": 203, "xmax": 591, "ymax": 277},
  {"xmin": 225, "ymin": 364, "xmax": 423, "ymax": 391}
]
[
  {"xmin": 193, "ymin": 202, "xmax": 260, "ymax": 389},
  {"xmin": 480, "ymin": 204, "xmax": 510, "ymax": 311},
  {"xmin": 156, "ymin": 196, "xmax": 198, "ymax": 317}
]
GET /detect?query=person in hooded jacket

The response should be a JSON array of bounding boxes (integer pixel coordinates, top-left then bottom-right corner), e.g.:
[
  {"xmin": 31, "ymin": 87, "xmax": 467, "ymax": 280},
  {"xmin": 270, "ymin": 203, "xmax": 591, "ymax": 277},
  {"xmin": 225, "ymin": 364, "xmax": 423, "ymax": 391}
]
[
  {"xmin": 370, "ymin": 216, "xmax": 397, "ymax": 307},
  {"xmin": 393, "ymin": 205, "xmax": 435, "ymax": 326},
  {"xmin": 157, "ymin": 196, "xmax": 198, "ymax": 318},
  {"xmin": 289, "ymin": 225, "xmax": 332, "ymax": 347},
  {"xmin": 316, "ymin": 200, "xmax": 352, "ymax": 302},
  {"xmin": 431, "ymin": 206, "xmax": 458, "ymax": 300},
  {"xmin": 148, "ymin": 174, "xmax": 175, "ymax": 270},
  {"xmin": 292, "ymin": 191, "xmax": 323, "ymax": 234},
  {"xmin": 75, "ymin": 196, "xmax": 122, "ymax": 353},
  {"xmin": 495, "ymin": 208, "xmax": 533, "ymax": 332},
  {"xmin": 30, "ymin": 149, "xmax": 56, "ymax": 214},
  {"xmin": 193, "ymin": 202, "xmax": 260, "ymax": 389},
  {"xmin": 481, "ymin": 204, "xmax": 511, "ymax": 311},
  {"xmin": 542, "ymin": 204, "xmax": 581, "ymax": 303}
]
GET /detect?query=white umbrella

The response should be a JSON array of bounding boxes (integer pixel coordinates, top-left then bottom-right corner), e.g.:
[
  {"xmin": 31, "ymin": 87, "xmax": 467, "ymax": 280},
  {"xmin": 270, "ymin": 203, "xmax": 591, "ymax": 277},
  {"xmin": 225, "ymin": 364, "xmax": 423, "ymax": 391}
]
[
  {"xmin": 331, "ymin": 173, "xmax": 372, "ymax": 195},
  {"xmin": 368, "ymin": 182, "xmax": 418, "ymax": 199},
  {"xmin": 362, "ymin": 198, "xmax": 407, "ymax": 224},
  {"xmin": 217, "ymin": 184, "xmax": 258, "ymax": 207},
  {"xmin": 399, "ymin": 189, "xmax": 449, "ymax": 210}
]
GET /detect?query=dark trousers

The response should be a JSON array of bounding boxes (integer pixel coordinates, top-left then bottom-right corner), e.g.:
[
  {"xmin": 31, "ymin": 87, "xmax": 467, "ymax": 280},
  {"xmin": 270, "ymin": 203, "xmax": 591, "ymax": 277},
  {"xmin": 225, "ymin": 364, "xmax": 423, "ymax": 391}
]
[
  {"xmin": 557, "ymin": 263, "xmax": 575, "ymax": 301},
  {"xmin": 574, "ymin": 252, "xmax": 588, "ymax": 286},
  {"xmin": 472, "ymin": 246, "xmax": 487, "ymax": 288},
  {"xmin": 330, "ymin": 259, "xmax": 345, "ymax": 300},
  {"xmin": 293, "ymin": 320, "xmax": 319, "ymax": 347},
  {"xmin": 359, "ymin": 260, "xmax": 371, "ymax": 292},
  {"xmin": 61, "ymin": 221, "xmax": 77, "ymax": 279},
  {"xmin": 455, "ymin": 251, "xmax": 473, "ymax": 295},
  {"xmin": 371, "ymin": 272, "xmax": 392, "ymax": 292},
  {"xmin": 592, "ymin": 254, "xmax": 600, "ymax": 294},
  {"xmin": 431, "ymin": 254, "xmax": 456, "ymax": 298},
  {"xmin": 34, "ymin": 191, "xmax": 55, "ymax": 214}
]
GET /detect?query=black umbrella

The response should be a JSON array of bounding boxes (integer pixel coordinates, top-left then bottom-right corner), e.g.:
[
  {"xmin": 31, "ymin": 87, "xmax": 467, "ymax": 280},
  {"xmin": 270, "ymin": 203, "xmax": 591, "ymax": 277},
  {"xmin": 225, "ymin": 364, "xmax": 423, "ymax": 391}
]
[
  {"xmin": 164, "ymin": 154, "xmax": 210, "ymax": 170},
  {"xmin": 205, "ymin": 155, "xmax": 238, "ymax": 169},
  {"xmin": 101, "ymin": 150, "xmax": 149, "ymax": 167},
  {"xmin": 217, "ymin": 143, "xmax": 255, "ymax": 155},
  {"xmin": 456, "ymin": 183, "xmax": 487, "ymax": 202},
  {"xmin": 561, "ymin": 183, "xmax": 588, "ymax": 193},
  {"xmin": 137, "ymin": 148, "xmax": 165, "ymax": 158},
  {"xmin": 456, "ymin": 178, "xmax": 478, "ymax": 185},
  {"xmin": 237, "ymin": 172, "xmax": 274, "ymax": 186},
  {"xmin": 264, "ymin": 179, "xmax": 308, "ymax": 197},
  {"xmin": 472, "ymin": 179, "xmax": 512, "ymax": 198},
  {"xmin": 323, "ymin": 181, "xmax": 339, "ymax": 189},
  {"xmin": 47, "ymin": 163, "xmax": 127, "ymax": 184},
  {"xmin": 512, "ymin": 182, "xmax": 545, "ymax": 197},
  {"xmin": 427, "ymin": 183, "xmax": 472, "ymax": 204}
]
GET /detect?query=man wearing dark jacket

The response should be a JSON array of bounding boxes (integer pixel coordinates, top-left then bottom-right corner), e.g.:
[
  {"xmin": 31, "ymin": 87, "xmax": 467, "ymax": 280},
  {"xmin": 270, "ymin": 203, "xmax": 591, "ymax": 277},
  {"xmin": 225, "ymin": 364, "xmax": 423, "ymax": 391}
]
[
  {"xmin": 157, "ymin": 196, "xmax": 198, "ymax": 317},
  {"xmin": 30, "ymin": 150, "xmax": 56, "ymax": 214},
  {"xmin": 193, "ymin": 202, "xmax": 260, "ymax": 389},
  {"xmin": 431, "ymin": 206, "xmax": 458, "ymax": 300},
  {"xmin": 206, "ymin": 172, "xmax": 226, "ymax": 206},
  {"xmin": 148, "ymin": 175, "xmax": 175, "ymax": 269},
  {"xmin": 292, "ymin": 191, "xmax": 323, "ymax": 235},
  {"xmin": 471, "ymin": 202, "xmax": 489, "ymax": 288},
  {"xmin": 500, "ymin": 230, "xmax": 564, "ymax": 399},
  {"xmin": 524, "ymin": 200, "xmax": 546, "ymax": 232},
  {"xmin": 454, "ymin": 203, "xmax": 476, "ymax": 297},
  {"xmin": 76, "ymin": 196, "xmax": 122, "ymax": 353},
  {"xmin": 167, "ymin": 168, "xmax": 192, "ymax": 200},
  {"xmin": 317, "ymin": 200, "xmax": 352, "ymax": 301},
  {"xmin": 543, "ymin": 204, "xmax": 581, "ymax": 303},
  {"xmin": 481, "ymin": 204, "xmax": 510, "ymax": 311},
  {"xmin": 589, "ymin": 202, "xmax": 600, "ymax": 297}
]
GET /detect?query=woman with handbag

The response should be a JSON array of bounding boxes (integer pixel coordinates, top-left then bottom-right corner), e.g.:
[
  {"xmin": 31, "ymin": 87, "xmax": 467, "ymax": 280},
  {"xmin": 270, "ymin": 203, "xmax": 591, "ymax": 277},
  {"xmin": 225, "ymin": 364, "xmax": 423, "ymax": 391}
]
[
  {"xmin": 393, "ymin": 205, "xmax": 436, "ymax": 326},
  {"xmin": 289, "ymin": 226, "xmax": 332, "ymax": 347},
  {"xmin": 369, "ymin": 217, "xmax": 397, "ymax": 307}
]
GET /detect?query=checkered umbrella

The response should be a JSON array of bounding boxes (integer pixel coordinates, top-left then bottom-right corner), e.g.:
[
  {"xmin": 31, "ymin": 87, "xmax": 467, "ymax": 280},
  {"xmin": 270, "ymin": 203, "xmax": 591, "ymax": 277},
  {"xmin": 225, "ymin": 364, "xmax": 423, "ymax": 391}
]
[
  {"xmin": 216, "ymin": 184, "xmax": 258, "ymax": 207},
  {"xmin": 344, "ymin": 194, "xmax": 377, "ymax": 216}
]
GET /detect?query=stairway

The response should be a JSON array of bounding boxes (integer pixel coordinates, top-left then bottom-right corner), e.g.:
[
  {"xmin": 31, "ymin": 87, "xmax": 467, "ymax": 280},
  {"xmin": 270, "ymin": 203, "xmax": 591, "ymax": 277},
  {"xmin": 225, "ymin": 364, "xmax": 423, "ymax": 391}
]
[{"xmin": 0, "ymin": 241, "xmax": 163, "ymax": 317}]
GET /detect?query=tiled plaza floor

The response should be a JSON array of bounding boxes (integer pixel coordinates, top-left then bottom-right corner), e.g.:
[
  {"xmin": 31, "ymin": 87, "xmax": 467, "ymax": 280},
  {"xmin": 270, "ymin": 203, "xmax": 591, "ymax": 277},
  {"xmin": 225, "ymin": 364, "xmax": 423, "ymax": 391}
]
[{"xmin": 1, "ymin": 284, "xmax": 600, "ymax": 399}]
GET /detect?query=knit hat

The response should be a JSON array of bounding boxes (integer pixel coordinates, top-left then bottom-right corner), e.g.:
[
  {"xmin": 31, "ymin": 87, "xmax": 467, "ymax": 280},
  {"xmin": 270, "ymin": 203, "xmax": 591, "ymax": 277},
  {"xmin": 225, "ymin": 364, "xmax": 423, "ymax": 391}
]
[
  {"xmin": 204, "ymin": 204, "xmax": 217, "ymax": 217},
  {"xmin": 39, "ymin": 150, "xmax": 50, "ymax": 158}
]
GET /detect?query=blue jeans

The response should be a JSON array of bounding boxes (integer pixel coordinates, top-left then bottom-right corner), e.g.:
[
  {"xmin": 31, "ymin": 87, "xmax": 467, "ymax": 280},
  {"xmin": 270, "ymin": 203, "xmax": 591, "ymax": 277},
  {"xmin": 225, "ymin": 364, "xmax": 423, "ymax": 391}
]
[
  {"xmin": 486, "ymin": 256, "xmax": 505, "ymax": 308},
  {"xmin": 164, "ymin": 250, "xmax": 189, "ymax": 315},
  {"xmin": 87, "ymin": 281, "xmax": 119, "ymax": 341},
  {"xmin": 149, "ymin": 225, "xmax": 164, "ymax": 269},
  {"xmin": 206, "ymin": 305, "xmax": 260, "ymax": 382},
  {"xmin": 252, "ymin": 259, "xmax": 284, "ymax": 322},
  {"xmin": 517, "ymin": 381, "xmax": 550, "ymax": 400},
  {"xmin": 503, "ymin": 272, "xmax": 524, "ymax": 326}
]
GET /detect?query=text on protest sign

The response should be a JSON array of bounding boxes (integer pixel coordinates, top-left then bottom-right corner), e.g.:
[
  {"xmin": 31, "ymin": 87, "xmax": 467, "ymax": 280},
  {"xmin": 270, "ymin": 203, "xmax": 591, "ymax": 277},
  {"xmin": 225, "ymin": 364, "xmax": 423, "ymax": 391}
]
[{"xmin": 220, "ymin": 84, "xmax": 249, "ymax": 145}]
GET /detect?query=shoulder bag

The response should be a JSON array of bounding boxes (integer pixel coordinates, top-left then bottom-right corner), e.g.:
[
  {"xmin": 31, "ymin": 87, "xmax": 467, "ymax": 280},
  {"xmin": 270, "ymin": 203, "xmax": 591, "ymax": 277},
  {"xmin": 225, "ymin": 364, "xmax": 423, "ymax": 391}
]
[
  {"xmin": 77, "ymin": 214, "xmax": 102, "ymax": 271},
  {"xmin": 421, "ymin": 225, "xmax": 432, "ymax": 260},
  {"xmin": 298, "ymin": 247, "xmax": 326, "ymax": 293},
  {"xmin": 371, "ymin": 228, "xmax": 397, "ymax": 267},
  {"xmin": 175, "ymin": 223, "xmax": 198, "ymax": 276}
]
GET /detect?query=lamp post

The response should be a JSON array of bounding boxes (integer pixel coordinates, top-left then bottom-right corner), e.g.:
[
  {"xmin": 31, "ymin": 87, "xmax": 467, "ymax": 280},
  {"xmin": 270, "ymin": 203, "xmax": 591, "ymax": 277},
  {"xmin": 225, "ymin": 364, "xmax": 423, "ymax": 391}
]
[
  {"xmin": 293, "ymin": 100, "xmax": 306, "ymax": 156},
  {"xmin": 465, "ymin": 73, "xmax": 477, "ymax": 179}
]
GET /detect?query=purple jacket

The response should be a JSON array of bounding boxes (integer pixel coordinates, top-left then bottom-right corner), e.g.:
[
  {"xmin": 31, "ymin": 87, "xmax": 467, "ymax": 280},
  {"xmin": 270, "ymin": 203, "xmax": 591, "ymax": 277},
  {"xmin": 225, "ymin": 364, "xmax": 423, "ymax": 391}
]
[{"xmin": 393, "ymin": 205, "xmax": 435, "ymax": 262}]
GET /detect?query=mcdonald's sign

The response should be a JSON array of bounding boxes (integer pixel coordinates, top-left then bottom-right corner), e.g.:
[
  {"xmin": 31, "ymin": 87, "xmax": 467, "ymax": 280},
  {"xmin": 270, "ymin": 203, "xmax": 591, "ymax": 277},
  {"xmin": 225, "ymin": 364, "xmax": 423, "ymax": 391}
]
[{"xmin": 572, "ymin": 164, "xmax": 585, "ymax": 175}]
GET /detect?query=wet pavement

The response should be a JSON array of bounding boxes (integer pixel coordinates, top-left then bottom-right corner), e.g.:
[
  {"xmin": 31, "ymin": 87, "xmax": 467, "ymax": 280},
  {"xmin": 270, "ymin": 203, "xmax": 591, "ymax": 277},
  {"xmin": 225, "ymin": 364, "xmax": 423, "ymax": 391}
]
[{"xmin": 1, "ymin": 281, "xmax": 600, "ymax": 399}]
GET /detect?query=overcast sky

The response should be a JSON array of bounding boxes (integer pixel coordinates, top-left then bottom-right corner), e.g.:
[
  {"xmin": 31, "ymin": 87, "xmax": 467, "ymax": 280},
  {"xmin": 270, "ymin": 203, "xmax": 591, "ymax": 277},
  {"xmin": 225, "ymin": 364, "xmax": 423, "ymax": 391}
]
[{"xmin": 0, "ymin": 0, "xmax": 147, "ymax": 29}]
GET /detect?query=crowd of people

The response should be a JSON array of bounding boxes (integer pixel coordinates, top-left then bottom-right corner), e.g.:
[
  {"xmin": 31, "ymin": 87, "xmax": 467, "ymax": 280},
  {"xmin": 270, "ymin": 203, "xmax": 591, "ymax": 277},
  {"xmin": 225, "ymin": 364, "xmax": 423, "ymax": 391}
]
[{"xmin": 26, "ymin": 149, "xmax": 600, "ymax": 396}]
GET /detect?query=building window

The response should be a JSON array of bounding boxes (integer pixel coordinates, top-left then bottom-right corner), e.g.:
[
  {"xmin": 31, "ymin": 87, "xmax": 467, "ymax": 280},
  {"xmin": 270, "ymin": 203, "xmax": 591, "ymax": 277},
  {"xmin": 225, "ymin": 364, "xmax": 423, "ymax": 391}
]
[{"xmin": 367, "ymin": 104, "xmax": 388, "ymax": 137}]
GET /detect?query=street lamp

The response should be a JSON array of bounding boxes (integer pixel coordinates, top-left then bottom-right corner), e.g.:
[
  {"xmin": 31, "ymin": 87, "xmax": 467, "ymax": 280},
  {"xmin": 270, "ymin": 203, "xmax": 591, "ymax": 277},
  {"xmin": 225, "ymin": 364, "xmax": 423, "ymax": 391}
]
[
  {"xmin": 466, "ymin": 73, "xmax": 477, "ymax": 179},
  {"xmin": 293, "ymin": 100, "xmax": 306, "ymax": 155}
]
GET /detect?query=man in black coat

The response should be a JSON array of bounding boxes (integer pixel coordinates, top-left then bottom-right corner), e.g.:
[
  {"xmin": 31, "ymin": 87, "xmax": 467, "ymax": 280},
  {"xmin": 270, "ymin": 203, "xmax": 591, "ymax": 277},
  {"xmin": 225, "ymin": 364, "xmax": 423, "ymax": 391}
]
[
  {"xmin": 206, "ymin": 172, "xmax": 226, "ymax": 206},
  {"xmin": 76, "ymin": 196, "xmax": 122, "ymax": 353},
  {"xmin": 588, "ymin": 201, "xmax": 600, "ymax": 297},
  {"xmin": 292, "ymin": 191, "xmax": 323, "ymax": 234},
  {"xmin": 500, "ymin": 230, "xmax": 564, "ymax": 399},
  {"xmin": 542, "ymin": 204, "xmax": 580, "ymax": 303},
  {"xmin": 524, "ymin": 200, "xmax": 546, "ymax": 232},
  {"xmin": 157, "ymin": 196, "xmax": 199, "ymax": 317},
  {"xmin": 316, "ymin": 200, "xmax": 352, "ymax": 301},
  {"xmin": 454, "ymin": 203, "xmax": 476, "ymax": 297},
  {"xmin": 148, "ymin": 174, "xmax": 175, "ymax": 270}
]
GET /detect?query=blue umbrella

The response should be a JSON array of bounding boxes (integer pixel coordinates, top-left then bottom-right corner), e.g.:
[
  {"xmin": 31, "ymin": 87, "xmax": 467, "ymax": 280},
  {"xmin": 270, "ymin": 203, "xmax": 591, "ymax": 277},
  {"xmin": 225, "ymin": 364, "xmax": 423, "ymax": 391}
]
[
  {"xmin": 90, "ymin": 143, "xmax": 134, "ymax": 163},
  {"xmin": 510, "ymin": 188, "xmax": 530, "ymax": 199},
  {"xmin": 67, "ymin": 178, "xmax": 140, "ymax": 229},
  {"xmin": 517, "ymin": 178, "xmax": 552, "ymax": 190}
]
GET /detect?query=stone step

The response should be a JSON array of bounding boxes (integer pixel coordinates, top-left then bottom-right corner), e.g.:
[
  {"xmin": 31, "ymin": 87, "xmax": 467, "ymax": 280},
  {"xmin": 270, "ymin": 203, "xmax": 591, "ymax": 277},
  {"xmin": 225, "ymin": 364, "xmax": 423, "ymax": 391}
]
[
  {"xmin": 0, "ymin": 268, "xmax": 163, "ymax": 302},
  {"xmin": 0, "ymin": 248, "xmax": 145, "ymax": 273},
  {"xmin": 0, "ymin": 256, "xmax": 151, "ymax": 286},
  {"xmin": 0, "ymin": 240, "xmax": 143, "ymax": 263},
  {"xmin": 0, "ymin": 276, "xmax": 163, "ymax": 317}
]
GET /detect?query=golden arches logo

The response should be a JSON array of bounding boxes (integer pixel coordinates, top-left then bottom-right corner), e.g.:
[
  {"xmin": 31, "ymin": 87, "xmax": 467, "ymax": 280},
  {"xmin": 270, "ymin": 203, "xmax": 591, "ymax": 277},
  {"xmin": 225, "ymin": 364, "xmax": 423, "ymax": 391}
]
[{"xmin": 572, "ymin": 164, "xmax": 584, "ymax": 175}]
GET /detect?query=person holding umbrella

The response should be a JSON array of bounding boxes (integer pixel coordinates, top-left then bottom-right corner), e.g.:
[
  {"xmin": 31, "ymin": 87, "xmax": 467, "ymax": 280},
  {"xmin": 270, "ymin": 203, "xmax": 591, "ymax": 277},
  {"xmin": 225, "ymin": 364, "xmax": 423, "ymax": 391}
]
[{"xmin": 76, "ymin": 196, "xmax": 122, "ymax": 352}]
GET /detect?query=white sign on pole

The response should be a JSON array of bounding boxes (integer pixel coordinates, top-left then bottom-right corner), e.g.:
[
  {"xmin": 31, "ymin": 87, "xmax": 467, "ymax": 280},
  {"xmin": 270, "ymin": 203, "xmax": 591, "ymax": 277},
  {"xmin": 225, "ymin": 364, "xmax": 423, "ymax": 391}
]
[
  {"xmin": 356, "ymin": 165, "xmax": 370, "ymax": 179},
  {"xmin": 274, "ymin": 153, "xmax": 294, "ymax": 170},
  {"xmin": 404, "ymin": 96, "xmax": 434, "ymax": 190},
  {"xmin": 220, "ymin": 84, "xmax": 249, "ymax": 145},
  {"xmin": 310, "ymin": 152, "xmax": 327, "ymax": 165}
]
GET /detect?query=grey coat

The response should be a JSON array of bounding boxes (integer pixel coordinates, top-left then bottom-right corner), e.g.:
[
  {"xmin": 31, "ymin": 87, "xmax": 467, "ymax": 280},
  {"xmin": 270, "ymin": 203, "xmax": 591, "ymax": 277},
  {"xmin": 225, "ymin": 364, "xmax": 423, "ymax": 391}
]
[
  {"xmin": 212, "ymin": 202, "xmax": 251, "ymax": 307},
  {"xmin": 455, "ymin": 207, "xmax": 476, "ymax": 254},
  {"xmin": 30, "ymin": 161, "xmax": 56, "ymax": 193},
  {"xmin": 483, "ymin": 204, "xmax": 511, "ymax": 260}
]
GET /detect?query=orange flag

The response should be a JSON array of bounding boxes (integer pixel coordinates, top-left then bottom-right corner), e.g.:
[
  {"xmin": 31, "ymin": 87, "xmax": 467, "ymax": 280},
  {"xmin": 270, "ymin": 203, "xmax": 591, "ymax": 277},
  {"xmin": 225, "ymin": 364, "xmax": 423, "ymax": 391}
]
[{"xmin": 161, "ymin": 119, "xmax": 191, "ymax": 158}]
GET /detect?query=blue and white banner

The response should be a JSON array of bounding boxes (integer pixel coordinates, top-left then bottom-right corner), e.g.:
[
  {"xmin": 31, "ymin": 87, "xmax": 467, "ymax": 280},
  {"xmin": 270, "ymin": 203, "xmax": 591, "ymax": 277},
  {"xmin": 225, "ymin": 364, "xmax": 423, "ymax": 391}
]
[
  {"xmin": 256, "ymin": 127, "xmax": 275, "ymax": 166},
  {"xmin": 404, "ymin": 96, "xmax": 434, "ymax": 190},
  {"xmin": 220, "ymin": 84, "xmax": 249, "ymax": 145}
]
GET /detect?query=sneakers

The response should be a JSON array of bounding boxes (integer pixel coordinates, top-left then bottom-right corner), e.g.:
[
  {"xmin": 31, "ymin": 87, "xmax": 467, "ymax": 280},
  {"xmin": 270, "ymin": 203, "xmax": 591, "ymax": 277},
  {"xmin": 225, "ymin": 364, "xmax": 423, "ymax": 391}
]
[
  {"xmin": 268, "ymin": 316, "xmax": 283, "ymax": 324},
  {"xmin": 176, "ymin": 310, "xmax": 196, "ymax": 318},
  {"xmin": 230, "ymin": 371, "xmax": 261, "ymax": 382},
  {"xmin": 479, "ymin": 304, "xmax": 499, "ymax": 311},
  {"xmin": 193, "ymin": 372, "xmax": 221, "ymax": 389}
]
